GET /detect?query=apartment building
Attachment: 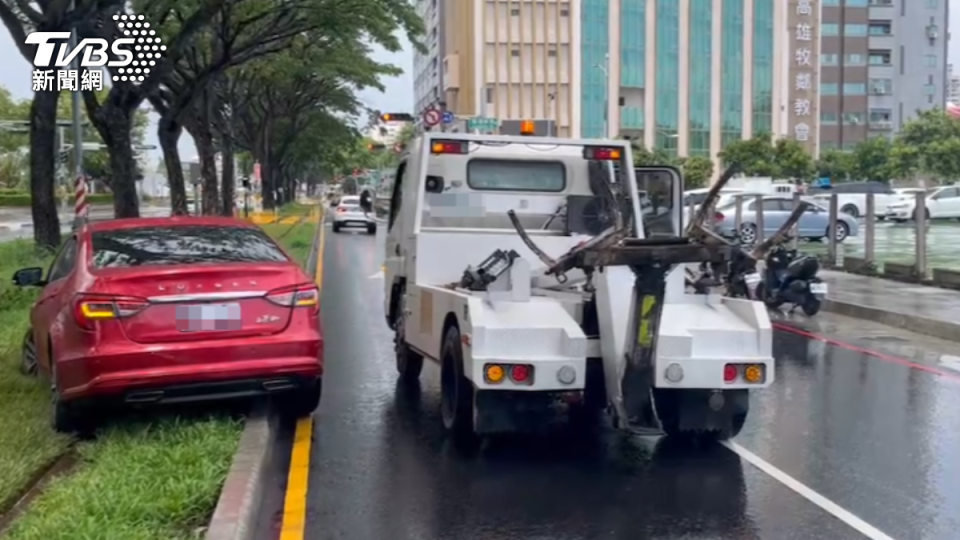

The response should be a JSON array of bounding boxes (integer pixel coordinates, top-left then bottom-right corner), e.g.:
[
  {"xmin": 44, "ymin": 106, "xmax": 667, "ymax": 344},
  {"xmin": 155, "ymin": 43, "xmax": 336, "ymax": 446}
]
[
  {"xmin": 412, "ymin": 0, "xmax": 446, "ymax": 116},
  {"xmin": 949, "ymin": 64, "xmax": 960, "ymax": 104},
  {"xmin": 818, "ymin": 0, "xmax": 949, "ymax": 150}
]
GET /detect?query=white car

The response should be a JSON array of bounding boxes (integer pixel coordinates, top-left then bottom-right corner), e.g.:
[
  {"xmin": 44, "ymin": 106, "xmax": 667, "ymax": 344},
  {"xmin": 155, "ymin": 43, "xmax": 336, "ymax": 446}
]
[
  {"xmin": 331, "ymin": 195, "xmax": 377, "ymax": 234},
  {"xmin": 809, "ymin": 182, "xmax": 900, "ymax": 219},
  {"xmin": 882, "ymin": 188, "xmax": 930, "ymax": 219},
  {"xmin": 886, "ymin": 185, "xmax": 960, "ymax": 222}
]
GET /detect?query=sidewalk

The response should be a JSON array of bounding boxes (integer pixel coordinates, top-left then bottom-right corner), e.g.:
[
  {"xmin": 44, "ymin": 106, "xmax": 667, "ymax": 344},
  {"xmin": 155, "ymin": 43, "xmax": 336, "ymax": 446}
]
[
  {"xmin": 819, "ymin": 270, "xmax": 960, "ymax": 342},
  {"xmin": 0, "ymin": 206, "xmax": 169, "ymax": 231}
]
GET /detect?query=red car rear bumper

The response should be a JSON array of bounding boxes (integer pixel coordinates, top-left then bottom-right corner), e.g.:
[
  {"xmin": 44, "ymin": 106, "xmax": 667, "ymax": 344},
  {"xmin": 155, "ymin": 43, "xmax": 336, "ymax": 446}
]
[{"xmin": 59, "ymin": 337, "xmax": 322, "ymax": 403}]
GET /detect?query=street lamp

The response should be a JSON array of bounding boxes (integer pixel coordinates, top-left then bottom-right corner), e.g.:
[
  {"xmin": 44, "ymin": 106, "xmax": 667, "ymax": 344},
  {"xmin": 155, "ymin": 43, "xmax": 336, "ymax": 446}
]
[{"xmin": 594, "ymin": 53, "xmax": 609, "ymax": 138}]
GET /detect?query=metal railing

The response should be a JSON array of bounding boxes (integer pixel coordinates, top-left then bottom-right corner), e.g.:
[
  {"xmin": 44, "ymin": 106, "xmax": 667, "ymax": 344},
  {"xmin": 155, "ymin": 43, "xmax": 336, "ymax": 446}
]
[{"xmin": 691, "ymin": 191, "xmax": 950, "ymax": 285}]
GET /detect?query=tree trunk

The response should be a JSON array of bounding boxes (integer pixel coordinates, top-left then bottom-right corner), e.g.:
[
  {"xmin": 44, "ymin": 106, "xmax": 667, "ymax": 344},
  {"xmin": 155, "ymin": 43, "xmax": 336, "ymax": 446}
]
[
  {"xmin": 99, "ymin": 107, "xmax": 140, "ymax": 218},
  {"xmin": 195, "ymin": 128, "xmax": 219, "ymax": 214},
  {"xmin": 158, "ymin": 116, "xmax": 189, "ymax": 216},
  {"xmin": 220, "ymin": 136, "xmax": 235, "ymax": 216},
  {"xmin": 29, "ymin": 90, "xmax": 62, "ymax": 251}
]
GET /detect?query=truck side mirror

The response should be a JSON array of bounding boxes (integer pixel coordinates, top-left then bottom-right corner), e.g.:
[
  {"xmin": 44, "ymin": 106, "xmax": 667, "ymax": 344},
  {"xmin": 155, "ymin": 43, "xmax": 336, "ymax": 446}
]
[{"xmin": 425, "ymin": 175, "xmax": 445, "ymax": 193}]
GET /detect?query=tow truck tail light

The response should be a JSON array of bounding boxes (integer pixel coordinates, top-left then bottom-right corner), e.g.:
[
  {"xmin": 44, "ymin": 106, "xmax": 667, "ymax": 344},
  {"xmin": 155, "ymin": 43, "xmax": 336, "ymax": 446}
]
[
  {"xmin": 723, "ymin": 364, "xmax": 738, "ymax": 382},
  {"xmin": 582, "ymin": 146, "xmax": 622, "ymax": 161},
  {"xmin": 431, "ymin": 141, "xmax": 469, "ymax": 155},
  {"xmin": 724, "ymin": 363, "xmax": 766, "ymax": 384},
  {"xmin": 484, "ymin": 363, "xmax": 505, "ymax": 383},
  {"xmin": 509, "ymin": 364, "xmax": 533, "ymax": 384},
  {"xmin": 520, "ymin": 120, "xmax": 535, "ymax": 135},
  {"xmin": 73, "ymin": 294, "xmax": 148, "ymax": 331}
]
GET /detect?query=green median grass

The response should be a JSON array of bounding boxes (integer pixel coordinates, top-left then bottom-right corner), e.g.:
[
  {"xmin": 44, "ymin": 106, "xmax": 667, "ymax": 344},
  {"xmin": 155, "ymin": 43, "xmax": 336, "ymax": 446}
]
[
  {"xmin": 0, "ymin": 241, "xmax": 70, "ymax": 513},
  {"xmin": 0, "ymin": 218, "xmax": 319, "ymax": 537}
]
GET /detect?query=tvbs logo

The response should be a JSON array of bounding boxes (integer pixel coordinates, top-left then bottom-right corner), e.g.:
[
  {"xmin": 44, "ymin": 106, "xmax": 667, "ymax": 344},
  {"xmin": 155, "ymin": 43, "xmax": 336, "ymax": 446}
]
[{"xmin": 27, "ymin": 14, "xmax": 165, "ymax": 92}]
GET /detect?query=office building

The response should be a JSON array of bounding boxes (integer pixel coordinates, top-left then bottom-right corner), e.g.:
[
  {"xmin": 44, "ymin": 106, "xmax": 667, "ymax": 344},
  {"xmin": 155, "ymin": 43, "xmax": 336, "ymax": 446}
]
[
  {"xmin": 441, "ymin": 0, "xmax": 576, "ymax": 136},
  {"xmin": 413, "ymin": 0, "xmax": 446, "ymax": 116},
  {"xmin": 949, "ymin": 64, "xmax": 960, "ymax": 104},
  {"xmin": 818, "ymin": 0, "xmax": 949, "ymax": 150}
]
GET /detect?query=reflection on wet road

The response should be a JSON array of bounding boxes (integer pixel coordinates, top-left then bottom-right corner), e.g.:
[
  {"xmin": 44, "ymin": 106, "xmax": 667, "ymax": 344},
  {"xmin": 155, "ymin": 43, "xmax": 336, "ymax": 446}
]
[{"xmin": 255, "ymin": 226, "xmax": 960, "ymax": 540}]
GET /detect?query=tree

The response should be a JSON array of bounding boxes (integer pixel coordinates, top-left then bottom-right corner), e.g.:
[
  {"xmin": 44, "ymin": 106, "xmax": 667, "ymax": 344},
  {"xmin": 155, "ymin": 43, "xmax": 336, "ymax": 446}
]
[
  {"xmin": 771, "ymin": 137, "xmax": 814, "ymax": 180},
  {"xmin": 717, "ymin": 133, "xmax": 777, "ymax": 177},
  {"xmin": 0, "ymin": 0, "xmax": 123, "ymax": 248},
  {"xmin": 815, "ymin": 148, "xmax": 854, "ymax": 181},
  {"xmin": 848, "ymin": 136, "xmax": 894, "ymax": 182},
  {"xmin": 79, "ymin": 1, "xmax": 233, "ymax": 218},
  {"xmin": 677, "ymin": 155, "xmax": 714, "ymax": 188},
  {"xmin": 892, "ymin": 108, "xmax": 960, "ymax": 183},
  {"xmin": 632, "ymin": 144, "xmax": 677, "ymax": 167}
]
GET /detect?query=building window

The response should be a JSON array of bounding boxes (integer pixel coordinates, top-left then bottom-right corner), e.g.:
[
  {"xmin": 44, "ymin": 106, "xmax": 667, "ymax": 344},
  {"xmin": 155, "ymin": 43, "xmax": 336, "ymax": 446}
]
[
  {"xmin": 924, "ymin": 84, "xmax": 936, "ymax": 95},
  {"xmin": 869, "ymin": 0, "xmax": 893, "ymax": 5},
  {"xmin": 843, "ymin": 112, "xmax": 865, "ymax": 125},
  {"xmin": 846, "ymin": 54, "xmax": 865, "ymax": 66},
  {"xmin": 821, "ymin": 23, "xmax": 839, "ymax": 36},
  {"xmin": 821, "ymin": 83, "xmax": 838, "ymax": 95},
  {"xmin": 869, "ymin": 78, "xmax": 892, "ymax": 94},
  {"xmin": 926, "ymin": 0, "xmax": 938, "ymax": 7},
  {"xmin": 510, "ymin": 49, "xmax": 520, "ymax": 57},
  {"xmin": 868, "ymin": 51, "xmax": 891, "ymax": 65},
  {"xmin": 821, "ymin": 112, "xmax": 838, "ymax": 124},
  {"xmin": 560, "ymin": 8, "xmax": 569, "ymax": 16},
  {"xmin": 843, "ymin": 83, "xmax": 866, "ymax": 95},
  {"xmin": 821, "ymin": 53, "xmax": 838, "ymax": 66},
  {"xmin": 845, "ymin": 24, "xmax": 868, "ymax": 36},
  {"xmin": 869, "ymin": 109, "xmax": 892, "ymax": 123},
  {"xmin": 923, "ymin": 54, "xmax": 937, "ymax": 67},
  {"xmin": 846, "ymin": 0, "xmax": 868, "ymax": 6},
  {"xmin": 868, "ymin": 22, "xmax": 892, "ymax": 35},
  {"xmin": 547, "ymin": 49, "xmax": 557, "ymax": 57},
  {"xmin": 510, "ymin": 8, "xmax": 520, "ymax": 16}
]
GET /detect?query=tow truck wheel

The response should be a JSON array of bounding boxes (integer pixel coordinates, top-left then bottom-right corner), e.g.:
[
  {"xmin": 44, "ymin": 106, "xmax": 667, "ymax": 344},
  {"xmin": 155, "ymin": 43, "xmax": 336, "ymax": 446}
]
[
  {"xmin": 440, "ymin": 325, "xmax": 476, "ymax": 441},
  {"xmin": 394, "ymin": 292, "xmax": 423, "ymax": 382},
  {"xmin": 653, "ymin": 388, "xmax": 748, "ymax": 441}
]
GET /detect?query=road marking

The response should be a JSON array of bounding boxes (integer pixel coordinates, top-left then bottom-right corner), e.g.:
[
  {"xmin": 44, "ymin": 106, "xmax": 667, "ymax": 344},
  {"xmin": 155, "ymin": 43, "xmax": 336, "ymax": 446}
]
[
  {"xmin": 279, "ymin": 418, "xmax": 314, "ymax": 540},
  {"xmin": 773, "ymin": 323, "xmax": 960, "ymax": 383},
  {"xmin": 278, "ymin": 213, "xmax": 326, "ymax": 540},
  {"xmin": 722, "ymin": 441, "xmax": 897, "ymax": 540}
]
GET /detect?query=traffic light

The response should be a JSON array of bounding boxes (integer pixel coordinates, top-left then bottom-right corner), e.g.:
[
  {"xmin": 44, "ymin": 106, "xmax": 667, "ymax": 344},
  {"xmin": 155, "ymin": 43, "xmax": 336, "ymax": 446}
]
[{"xmin": 380, "ymin": 113, "xmax": 414, "ymax": 122}]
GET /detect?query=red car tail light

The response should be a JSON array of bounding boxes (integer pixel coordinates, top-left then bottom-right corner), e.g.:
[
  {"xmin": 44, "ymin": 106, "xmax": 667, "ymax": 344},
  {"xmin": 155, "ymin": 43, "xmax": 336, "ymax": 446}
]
[
  {"xmin": 73, "ymin": 294, "xmax": 148, "ymax": 331},
  {"xmin": 266, "ymin": 284, "xmax": 319, "ymax": 309},
  {"xmin": 336, "ymin": 207, "xmax": 346, "ymax": 213},
  {"xmin": 714, "ymin": 211, "xmax": 725, "ymax": 222}
]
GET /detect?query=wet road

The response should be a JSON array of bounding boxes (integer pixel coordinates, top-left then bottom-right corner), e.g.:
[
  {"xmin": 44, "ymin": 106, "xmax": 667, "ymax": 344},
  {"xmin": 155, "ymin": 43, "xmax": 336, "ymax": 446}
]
[{"xmin": 255, "ymin": 225, "xmax": 960, "ymax": 540}]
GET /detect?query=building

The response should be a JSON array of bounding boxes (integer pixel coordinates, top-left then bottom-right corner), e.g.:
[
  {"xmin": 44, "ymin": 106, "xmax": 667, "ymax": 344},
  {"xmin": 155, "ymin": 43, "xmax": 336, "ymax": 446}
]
[
  {"xmin": 441, "ymin": 0, "xmax": 577, "ymax": 137},
  {"xmin": 430, "ymin": 0, "xmax": 946, "ymax": 168},
  {"xmin": 817, "ymin": 0, "xmax": 949, "ymax": 150},
  {"xmin": 949, "ymin": 64, "xmax": 960, "ymax": 104},
  {"xmin": 437, "ymin": 0, "xmax": 799, "ymax": 172},
  {"xmin": 412, "ymin": 0, "xmax": 446, "ymax": 117}
]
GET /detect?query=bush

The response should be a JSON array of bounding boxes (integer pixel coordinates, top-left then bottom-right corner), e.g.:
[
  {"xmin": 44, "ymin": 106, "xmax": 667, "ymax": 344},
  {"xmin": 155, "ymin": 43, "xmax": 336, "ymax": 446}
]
[{"xmin": 0, "ymin": 193, "xmax": 113, "ymax": 207}]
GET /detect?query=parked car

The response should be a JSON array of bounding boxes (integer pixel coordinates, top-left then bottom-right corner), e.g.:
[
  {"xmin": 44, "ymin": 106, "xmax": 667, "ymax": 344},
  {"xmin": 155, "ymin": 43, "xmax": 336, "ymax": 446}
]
[
  {"xmin": 808, "ymin": 181, "xmax": 900, "ymax": 219},
  {"xmin": 714, "ymin": 196, "xmax": 859, "ymax": 243},
  {"xmin": 12, "ymin": 216, "xmax": 324, "ymax": 433},
  {"xmin": 881, "ymin": 188, "xmax": 932, "ymax": 219},
  {"xmin": 886, "ymin": 185, "xmax": 960, "ymax": 222}
]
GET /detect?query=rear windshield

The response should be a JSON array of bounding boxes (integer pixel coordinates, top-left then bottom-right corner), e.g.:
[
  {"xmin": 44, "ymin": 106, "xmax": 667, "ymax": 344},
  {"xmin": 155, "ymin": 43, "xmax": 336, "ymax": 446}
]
[
  {"xmin": 466, "ymin": 159, "xmax": 566, "ymax": 191},
  {"xmin": 91, "ymin": 225, "xmax": 289, "ymax": 268}
]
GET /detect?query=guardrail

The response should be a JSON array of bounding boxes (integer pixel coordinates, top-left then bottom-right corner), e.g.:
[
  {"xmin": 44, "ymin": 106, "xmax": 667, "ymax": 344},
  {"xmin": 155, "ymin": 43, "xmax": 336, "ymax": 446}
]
[{"xmin": 712, "ymin": 192, "xmax": 959, "ymax": 288}]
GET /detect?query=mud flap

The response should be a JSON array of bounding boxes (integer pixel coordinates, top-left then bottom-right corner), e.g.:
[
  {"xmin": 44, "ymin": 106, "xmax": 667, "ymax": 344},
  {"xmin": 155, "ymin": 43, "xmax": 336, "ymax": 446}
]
[{"xmin": 620, "ymin": 265, "xmax": 669, "ymax": 433}]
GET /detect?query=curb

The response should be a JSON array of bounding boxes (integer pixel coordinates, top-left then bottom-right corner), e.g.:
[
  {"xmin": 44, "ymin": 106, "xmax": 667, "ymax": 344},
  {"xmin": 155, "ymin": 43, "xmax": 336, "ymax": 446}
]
[
  {"xmin": 205, "ymin": 407, "xmax": 275, "ymax": 540},
  {"xmin": 822, "ymin": 298, "xmax": 960, "ymax": 343}
]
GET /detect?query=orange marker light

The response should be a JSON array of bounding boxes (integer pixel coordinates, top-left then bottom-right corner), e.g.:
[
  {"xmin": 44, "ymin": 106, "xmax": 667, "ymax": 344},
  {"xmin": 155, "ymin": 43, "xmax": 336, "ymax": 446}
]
[{"xmin": 520, "ymin": 120, "xmax": 535, "ymax": 135}]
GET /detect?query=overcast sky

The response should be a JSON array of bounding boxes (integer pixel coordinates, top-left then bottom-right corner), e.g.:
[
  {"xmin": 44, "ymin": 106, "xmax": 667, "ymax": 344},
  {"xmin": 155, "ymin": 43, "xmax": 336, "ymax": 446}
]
[{"xmin": 0, "ymin": 28, "xmax": 414, "ymax": 164}]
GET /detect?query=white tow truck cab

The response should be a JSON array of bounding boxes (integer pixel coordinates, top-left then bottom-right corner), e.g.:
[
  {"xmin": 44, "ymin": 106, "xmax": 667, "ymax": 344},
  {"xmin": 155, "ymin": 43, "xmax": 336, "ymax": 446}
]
[{"xmin": 381, "ymin": 132, "xmax": 774, "ymax": 442}]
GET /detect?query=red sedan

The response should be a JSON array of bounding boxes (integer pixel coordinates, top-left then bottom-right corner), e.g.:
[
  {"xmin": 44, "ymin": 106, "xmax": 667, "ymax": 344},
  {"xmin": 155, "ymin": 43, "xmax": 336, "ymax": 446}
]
[{"xmin": 12, "ymin": 216, "xmax": 323, "ymax": 433}]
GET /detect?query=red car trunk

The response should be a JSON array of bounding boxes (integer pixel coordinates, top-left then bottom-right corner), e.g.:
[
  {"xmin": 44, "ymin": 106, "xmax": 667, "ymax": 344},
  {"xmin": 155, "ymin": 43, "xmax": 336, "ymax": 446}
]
[{"xmin": 90, "ymin": 264, "xmax": 307, "ymax": 344}]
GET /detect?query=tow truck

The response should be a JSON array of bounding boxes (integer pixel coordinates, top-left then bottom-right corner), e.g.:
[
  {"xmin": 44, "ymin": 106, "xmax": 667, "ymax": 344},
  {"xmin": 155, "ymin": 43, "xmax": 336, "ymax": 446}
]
[{"xmin": 373, "ymin": 130, "xmax": 776, "ymax": 442}]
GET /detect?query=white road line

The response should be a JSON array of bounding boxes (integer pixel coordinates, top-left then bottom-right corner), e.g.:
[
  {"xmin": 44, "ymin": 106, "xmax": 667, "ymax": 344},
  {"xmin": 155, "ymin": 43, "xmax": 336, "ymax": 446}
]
[{"xmin": 721, "ymin": 441, "xmax": 897, "ymax": 540}]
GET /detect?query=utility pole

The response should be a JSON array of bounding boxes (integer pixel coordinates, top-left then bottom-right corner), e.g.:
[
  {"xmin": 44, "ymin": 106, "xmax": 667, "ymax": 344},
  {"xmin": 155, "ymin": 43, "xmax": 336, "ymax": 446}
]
[{"xmin": 68, "ymin": 0, "xmax": 84, "ymax": 216}]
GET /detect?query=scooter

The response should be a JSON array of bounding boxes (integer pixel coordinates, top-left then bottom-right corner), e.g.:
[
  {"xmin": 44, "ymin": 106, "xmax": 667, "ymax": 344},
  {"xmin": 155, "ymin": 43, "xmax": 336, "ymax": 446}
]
[{"xmin": 753, "ymin": 243, "xmax": 827, "ymax": 316}]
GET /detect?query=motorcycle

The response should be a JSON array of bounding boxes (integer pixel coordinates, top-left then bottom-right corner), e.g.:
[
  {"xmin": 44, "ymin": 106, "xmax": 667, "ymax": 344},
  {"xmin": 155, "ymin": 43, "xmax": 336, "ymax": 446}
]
[{"xmin": 751, "ymin": 243, "xmax": 827, "ymax": 316}]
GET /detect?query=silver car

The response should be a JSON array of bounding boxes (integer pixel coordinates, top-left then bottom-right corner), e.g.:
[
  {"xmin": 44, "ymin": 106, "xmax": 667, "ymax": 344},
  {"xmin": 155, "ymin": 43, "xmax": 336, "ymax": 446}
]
[{"xmin": 714, "ymin": 196, "xmax": 859, "ymax": 243}]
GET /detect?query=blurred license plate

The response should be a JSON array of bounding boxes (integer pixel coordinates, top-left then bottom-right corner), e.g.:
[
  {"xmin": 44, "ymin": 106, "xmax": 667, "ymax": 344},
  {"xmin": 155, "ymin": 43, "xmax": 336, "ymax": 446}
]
[
  {"xmin": 809, "ymin": 283, "xmax": 828, "ymax": 295},
  {"xmin": 176, "ymin": 303, "xmax": 241, "ymax": 332}
]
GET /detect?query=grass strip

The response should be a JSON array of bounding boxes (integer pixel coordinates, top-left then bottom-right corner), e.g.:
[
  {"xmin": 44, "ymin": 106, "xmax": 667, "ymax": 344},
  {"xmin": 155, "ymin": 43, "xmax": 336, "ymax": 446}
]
[
  {"xmin": 261, "ymin": 209, "xmax": 320, "ymax": 268},
  {"xmin": 0, "ymin": 241, "xmax": 70, "ymax": 513}
]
